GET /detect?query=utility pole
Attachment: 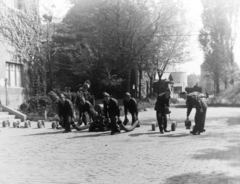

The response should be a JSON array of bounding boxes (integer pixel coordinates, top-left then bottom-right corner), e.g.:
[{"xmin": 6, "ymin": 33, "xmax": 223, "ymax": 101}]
[{"xmin": 43, "ymin": 14, "xmax": 53, "ymax": 92}]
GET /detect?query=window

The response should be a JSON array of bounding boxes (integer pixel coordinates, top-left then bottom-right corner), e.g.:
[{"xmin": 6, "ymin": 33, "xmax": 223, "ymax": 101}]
[
  {"xmin": 6, "ymin": 62, "xmax": 22, "ymax": 87},
  {"xmin": 173, "ymin": 86, "xmax": 182, "ymax": 93}
]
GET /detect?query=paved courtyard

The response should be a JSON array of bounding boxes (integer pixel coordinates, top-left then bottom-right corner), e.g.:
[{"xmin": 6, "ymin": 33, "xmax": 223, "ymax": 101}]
[{"xmin": 0, "ymin": 106, "xmax": 240, "ymax": 184}]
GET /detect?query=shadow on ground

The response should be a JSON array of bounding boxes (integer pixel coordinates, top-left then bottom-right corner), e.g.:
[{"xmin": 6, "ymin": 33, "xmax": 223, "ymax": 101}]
[
  {"xmin": 165, "ymin": 172, "xmax": 240, "ymax": 184},
  {"xmin": 192, "ymin": 143, "xmax": 240, "ymax": 168},
  {"xmin": 227, "ymin": 116, "xmax": 240, "ymax": 126},
  {"xmin": 23, "ymin": 128, "xmax": 94, "ymax": 136},
  {"xmin": 67, "ymin": 132, "xmax": 111, "ymax": 138},
  {"xmin": 68, "ymin": 131, "xmax": 131, "ymax": 139},
  {"xmin": 23, "ymin": 130, "xmax": 64, "ymax": 136},
  {"xmin": 128, "ymin": 131, "xmax": 190, "ymax": 138}
]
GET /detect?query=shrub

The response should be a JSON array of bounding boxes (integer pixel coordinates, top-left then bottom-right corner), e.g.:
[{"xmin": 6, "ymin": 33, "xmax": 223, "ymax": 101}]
[{"xmin": 19, "ymin": 95, "xmax": 57, "ymax": 117}]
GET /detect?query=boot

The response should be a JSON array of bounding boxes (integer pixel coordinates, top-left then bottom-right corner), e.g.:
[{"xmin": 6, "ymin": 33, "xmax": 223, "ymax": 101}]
[{"xmin": 159, "ymin": 128, "xmax": 164, "ymax": 134}]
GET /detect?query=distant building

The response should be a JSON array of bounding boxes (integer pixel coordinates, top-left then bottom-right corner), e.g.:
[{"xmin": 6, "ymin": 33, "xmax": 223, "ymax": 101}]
[
  {"xmin": 171, "ymin": 72, "xmax": 187, "ymax": 97},
  {"xmin": 152, "ymin": 71, "xmax": 187, "ymax": 98}
]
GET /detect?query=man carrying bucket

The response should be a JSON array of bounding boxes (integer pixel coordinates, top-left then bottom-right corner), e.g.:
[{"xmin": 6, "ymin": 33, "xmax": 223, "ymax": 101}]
[
  {"xmin": 154, "ymin": 88, "xmax": 171, "ymax": 134},
  {"xmin": 179, "ymin": 91, "xmax": 207, "ymax": 135}
]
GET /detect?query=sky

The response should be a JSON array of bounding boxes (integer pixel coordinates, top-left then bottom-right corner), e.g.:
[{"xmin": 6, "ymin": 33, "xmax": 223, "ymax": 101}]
[
  {"xmin": 174, "ymin": 0, "xmax": 204, "ymax": 75},
  {"xmin": 39, "ymin": 0, "xmax": 73, "ymax": 23},
  {"xmin": 39, "ymin": 0, "xmax": 240, "ymax": 76}
]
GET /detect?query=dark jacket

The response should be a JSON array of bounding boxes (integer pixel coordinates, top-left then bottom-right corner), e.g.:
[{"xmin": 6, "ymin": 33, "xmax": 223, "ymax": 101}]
[
  {"xmin": 123, "ymin": 98, "xmax": 138, "ymax": 116},
  {"xmin": 78, "ymin": 100, "xmax": 94, "ymax": 118},
  {"xmin": 186, "ymin": 95, "xmax": 207, "ymax": 117},
  {"xmin": 154, "ymin": 93, "xmax": 170, "ymax": 113},
  {"xmin": 63, "ymin": 91, "xmax": 72, "ymax": 101},
  {"xmin": 79, "ymin": 88, "xmax": 91, "ymax": 101},
  {"xmin": 75, "ymin": 89, "xmax": 95, "ymax": 106},
  {"xmin": 75, "ymin": 90, "xmax": 90, "ymax": 103},
  {"xmin": 58, "ymin": 99, "xmax": 74, "ymax": 119},
  {"xmin": 103, "ymin": 98, "xmax": 120, "ymax": 118},
  {"xmin": 71, "ymin": 92, "xmax": 77, "ymax": 104}
]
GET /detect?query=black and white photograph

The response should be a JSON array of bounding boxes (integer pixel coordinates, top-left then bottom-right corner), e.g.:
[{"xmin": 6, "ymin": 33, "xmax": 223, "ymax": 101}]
[{"xmin": 0, "ymin": 0, "xmax": 240, "ymax": 183}]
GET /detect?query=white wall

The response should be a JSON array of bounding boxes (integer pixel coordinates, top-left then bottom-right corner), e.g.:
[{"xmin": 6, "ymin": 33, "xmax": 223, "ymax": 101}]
[
  {"xmin": 0, "ymin": 41, "xmax": 25, "ymax": 109},
  {"xmin": 171, "ymin": 72, "xmax": 188, "ymax": 90}
]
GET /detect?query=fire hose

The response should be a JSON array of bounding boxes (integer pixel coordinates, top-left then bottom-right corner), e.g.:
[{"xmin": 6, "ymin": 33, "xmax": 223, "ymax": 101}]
[
  {"xmin": 118, "ymin": 119, "xmax": 139, "ymax": 132},
  {"xmin": 72, "ymin": 123, "xmax": 90, "ymax": 131}
]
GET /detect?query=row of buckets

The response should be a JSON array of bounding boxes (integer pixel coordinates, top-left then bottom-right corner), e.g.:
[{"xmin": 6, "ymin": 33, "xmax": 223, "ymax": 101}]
[
  {"xmin": 1, "ymin": 120, "xmax": 49, "ymax": 129},
  {"xmin": 2, "ymin": 120, "xmax": 32, "ymax": 128},
  {"xmin": 151, "ymin": 120, "xmax": 192, "ymax": 131}
]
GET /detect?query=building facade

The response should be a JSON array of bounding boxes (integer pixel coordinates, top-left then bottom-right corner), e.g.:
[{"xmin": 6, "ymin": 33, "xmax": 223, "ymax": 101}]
[
  {"xmin": 160, "ymin": 72, "xmax": 187, "ymax": 98},
  {"xmin": 0, "ymin": 0, "xmax": 39, "ymax": 109},
  {"xmin": 152, "ymin": 71, "xmax": 187, "ymax": 98},
  {"xmin": 170, "ymin": 72, "xmax": 187, "ymax": 96}
]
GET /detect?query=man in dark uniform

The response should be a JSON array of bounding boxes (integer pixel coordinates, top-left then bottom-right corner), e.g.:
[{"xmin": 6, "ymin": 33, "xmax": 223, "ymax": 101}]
[
  {"xmin": 75, "ymin": 80, "xmax": 95, "ymax": 124},
  {"xmin": 77, "ymin": 96, "xmax": 97, "ymax": 125},
  {"xmin": 179, "ymin": 91, "xmax": 208, "ymax": 135},
  {"xmin": 154, "ymin": 88, "xmax": 171, "ymax": 134},
  {"xmin": 123, "ymin": 92, "xmax": 139, "ymax": 127},
  {"xmin": 103, "ymin": 92, "xmax": 121, "ymax": 135},
  {"xmin": 63, "ymin": 87, "xmax": 72, "ymax": 101},
  {"xmin": 77, "ymin": 80, "xmax": 95, "ymax": 106},
  {"xmin": 57, "ymin": 93, "xmax": 76, "ymax": 133}
]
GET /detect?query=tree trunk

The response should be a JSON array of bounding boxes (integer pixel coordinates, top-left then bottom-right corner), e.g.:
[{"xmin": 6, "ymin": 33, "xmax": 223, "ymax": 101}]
[
  {"xmin": 135, "ymin": 69, "xmax": 138, "ymax": 98},
  {"xmin": 224, "ymin": 77, "xmax": 228, "ymax": 89},
  {"xmin": 138, "ymin": 69, "xmax": 142, "ymax": 99},
  {"xmin": 126, "ymin": 69, "xmax": 131, "ymax": 94},
  {"xmin": 146, "ymin": 81, "xmax": 149, "ymax": 97},
  {"xmin": 157, "ymin": 72, "xmax": 163, "ymax": 95},
  {"xmin": 150, "ymin": 76, "xmax": 153, "ymax": 98},
  {"xmin": 216, "ymin": 78, "xmax": 220, "ymax": 94},
  {"xmin": 216, "ymin": 82, "xmax": 220, "ymax": 94},
  {"xmin": 47, "ymin": 22, "xmax": 53, "ymax": 92}
]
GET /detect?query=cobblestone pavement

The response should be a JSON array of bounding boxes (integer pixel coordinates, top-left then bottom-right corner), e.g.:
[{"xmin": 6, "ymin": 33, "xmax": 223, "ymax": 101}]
[{"xmin": 0, "ymin": 107, "xmax": 240, "ymax": 184}]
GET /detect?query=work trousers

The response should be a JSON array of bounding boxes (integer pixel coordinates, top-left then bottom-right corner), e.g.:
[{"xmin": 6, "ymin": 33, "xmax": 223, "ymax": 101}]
[
  {"xmin": 194, "ymin": 101, "xmax": 208, "ymax": 132},
  {"xmin": 79, "ymin": 108, "xmax": 97, "ymax": 125},
  {"xmin": 60, "ymin": 116, "xmax": 73, "ymax": 131},
  {"xmin": 109, "ymin": 114, "xmax": 120, "ymax": 133},
  {"xmin": 156, "ymin": 111, "xmax": 167, "ymax": 132},
  {"xmin": 130, "ymin": 111, "xmax": 138, "ymax": 125}
]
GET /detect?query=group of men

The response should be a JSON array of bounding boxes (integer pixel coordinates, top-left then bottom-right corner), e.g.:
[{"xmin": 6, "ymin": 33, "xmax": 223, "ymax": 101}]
[
  {"xmin": 56, "ymin": 80, "xmax": 208, "ymax": 136},
  {"xmin": 154, "ymin": 88, "xmax": 208, "ymax": 135},
  {"xmin": 56, "ymin": 81, "xmax": 139, "ymax": 135}
]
